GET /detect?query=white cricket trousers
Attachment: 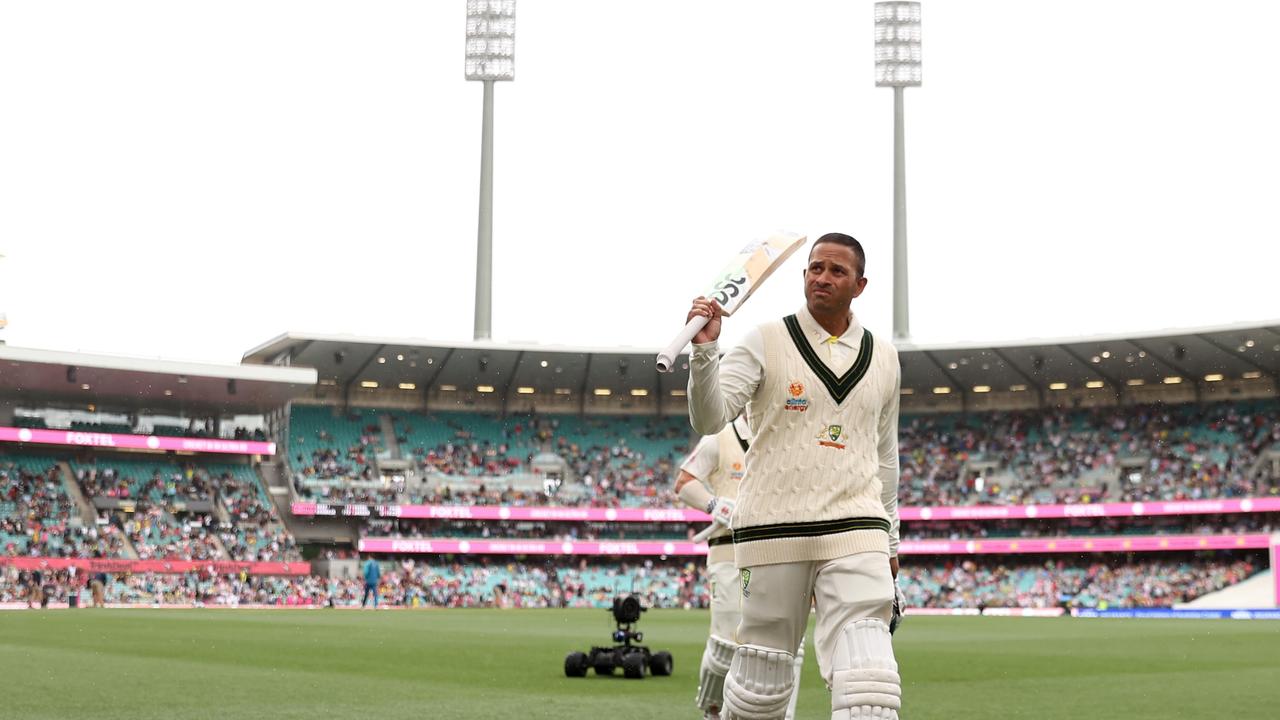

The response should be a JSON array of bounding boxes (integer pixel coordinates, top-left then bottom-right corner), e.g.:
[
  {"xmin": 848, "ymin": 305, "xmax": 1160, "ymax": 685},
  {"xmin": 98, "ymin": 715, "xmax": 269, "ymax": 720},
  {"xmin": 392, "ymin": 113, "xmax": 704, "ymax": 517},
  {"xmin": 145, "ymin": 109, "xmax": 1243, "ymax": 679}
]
[{"xmin": 735, "ymin": 550, "xmax": 894, "ymax": 684}]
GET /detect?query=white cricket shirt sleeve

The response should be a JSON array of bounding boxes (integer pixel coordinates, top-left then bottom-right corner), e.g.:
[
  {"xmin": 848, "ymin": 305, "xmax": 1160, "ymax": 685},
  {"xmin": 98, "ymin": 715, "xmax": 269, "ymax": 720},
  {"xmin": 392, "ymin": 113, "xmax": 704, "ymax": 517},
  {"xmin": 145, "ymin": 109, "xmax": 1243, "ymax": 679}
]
[
  {"xmin": 877, "ymin": 350, "xmax": 902, "ymax": 558},
  {"xmin": 679, "ymin": 434, "xmax": 721, "ymax": 482},
  {"xmin": 687, "ymin": 328, "xmax": 765, "ymax": 437}
]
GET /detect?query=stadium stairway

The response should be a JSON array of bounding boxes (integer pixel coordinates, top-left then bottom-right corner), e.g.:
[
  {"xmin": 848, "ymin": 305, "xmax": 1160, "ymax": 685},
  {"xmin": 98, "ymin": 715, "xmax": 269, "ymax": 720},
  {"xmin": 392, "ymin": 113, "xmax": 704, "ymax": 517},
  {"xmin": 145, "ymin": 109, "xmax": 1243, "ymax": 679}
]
[
  {"xmin": 1177, "ymin": 570, "xmax": 1276, "ymax": 609},
  {"xmin": 57, "ymin": 460, "xmax": 99, "ymax": 527},
  {"xmin": 379, "ymin": 414, "xmax": 402, "ymax": 460},
  {"xmin": 56, "ymin": 459, "xmax": 140, "ymax": 559},
  {"xmin": 258, "ymin": 459, "xmax": 354, "ymax": 543}
]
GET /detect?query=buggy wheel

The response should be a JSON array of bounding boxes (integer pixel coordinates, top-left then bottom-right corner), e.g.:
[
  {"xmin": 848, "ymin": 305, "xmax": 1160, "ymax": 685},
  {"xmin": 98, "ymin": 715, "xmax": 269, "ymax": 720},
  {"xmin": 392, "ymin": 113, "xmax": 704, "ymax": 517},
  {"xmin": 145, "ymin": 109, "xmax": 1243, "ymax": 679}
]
[
  {"xmin": 564, "ymin": 651, "xmax": 589, "ymax": 677},
  {"xmin": 622, "ymin": 651, "xmax": 646, "ymax": 679},
  {"xmin": 649, "ymin": 650, "xmax": 673, "ymax": 677}
]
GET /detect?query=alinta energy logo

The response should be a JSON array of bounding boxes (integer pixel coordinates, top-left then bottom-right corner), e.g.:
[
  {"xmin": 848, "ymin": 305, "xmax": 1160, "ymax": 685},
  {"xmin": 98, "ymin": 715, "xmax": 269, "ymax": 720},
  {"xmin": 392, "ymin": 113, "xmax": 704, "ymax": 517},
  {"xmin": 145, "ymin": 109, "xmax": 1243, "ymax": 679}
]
[{"xmin": 784, "ymin": 381, "xmax": 809, "ymax": 412}]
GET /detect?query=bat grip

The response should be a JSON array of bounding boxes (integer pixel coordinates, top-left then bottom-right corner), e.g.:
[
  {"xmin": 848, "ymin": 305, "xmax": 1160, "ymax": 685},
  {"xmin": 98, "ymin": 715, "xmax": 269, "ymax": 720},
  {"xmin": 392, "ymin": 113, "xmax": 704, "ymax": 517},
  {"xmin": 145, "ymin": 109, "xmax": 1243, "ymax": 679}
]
[{"xmin": 656, "ymin": 316, "xmax": 709, "ymax": 373}]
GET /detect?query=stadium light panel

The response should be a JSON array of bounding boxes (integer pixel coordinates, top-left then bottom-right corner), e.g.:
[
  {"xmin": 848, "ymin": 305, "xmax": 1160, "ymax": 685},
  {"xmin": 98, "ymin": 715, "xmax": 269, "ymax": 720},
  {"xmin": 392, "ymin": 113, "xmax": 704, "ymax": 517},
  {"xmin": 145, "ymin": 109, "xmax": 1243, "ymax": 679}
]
[
  {"xmin": 931, "ymin": 386, "xmax": 951, "ymax": 394},
  {"xmin": 1101, "ymin": 351, "xmax": 1111, "ymax": 359},
  {"xmin": 1009, "ymin": 384, "xmax": 1027, "ymax": 392},
  {"xmin": 875, "ymin": 2, "xmax": 922, "ymax": 87},
  {"xmin": 593, "ymin": 388, "xmax": 612, "ymax": 396},
  {"xmin": 377, "ymin": 357, "xmax": 386, "ymax": 364},
  {"xmin": 360, "ymin": 381, "xmax": 378, "ymax": 388},
  {"xmin": 81, "ymin": 383, "xmax": 91, "ymax": 390},
  {"xmin": 466, "ymin": 0, "xmax": 516, "ymax": 81},
  {"xmin": 1163, "ymin": 376, "xmax": 1183, "ymax": 385},
  {"xmin": 669, "ymin": 389, "xmax": 687, "ymax": 397},
  {"xmin": 397, "ymin": 354, "xmax": 404, "ymax": 361},
  {"xmin": 1242, "ymin": 371, "xmax": 1263, "ymax": 379},
  {"xmin": 319, "ymin": 378, "xmax": 338, "ymax": 386},
  {"xmin": 629, "ymin": 389, "xmax": 649, "ymax": 397},
  {"xmin": 517, "ymin": 387, "xmax": 535, "ymax": 394},
  {"xmin": 1086, "ymin": 380, "xmax": 1105, "ymax": 389},
  {"xmin": 540, "ymin": 360, "xmax": 549, "ymax": 368},
  {"xmin": 398, "ymin": 383, "xmax": 417, "ymax": 390},
  {"xmin": 972, "ymin": 385, "xmax": 991, "ymax": 393},
  {"xmin": 1204, "ymin": 374, "xmax": 1224, "ymax": 382},
  {"xmin": 554, "ymin": 388, "xmax": 573, "ymax": 395},
  {"xmin": 439, "ymin": 384, "xmax": 458, "ymax": 391},
  {"xmin": 1048, "ymin": 382, "xmax": 1068, "ymax": 391},
  {"xmin": 1126, "ymin": 379, "xmax": 1146, "ymax": 386},
  {"xmin": 1245, "ymin": 339, "xmax": 1256, "ymax": 348},
  {"xmin": 163, "ymin": 390, "xmax": 173, "ymax": 396},
  {"xmin": 476, "ymin": 385, "xmax": 496, "ymax": 393},
  {"xmin": 900, "ymin": 387, "xmax": 914, "ymax": 395}
]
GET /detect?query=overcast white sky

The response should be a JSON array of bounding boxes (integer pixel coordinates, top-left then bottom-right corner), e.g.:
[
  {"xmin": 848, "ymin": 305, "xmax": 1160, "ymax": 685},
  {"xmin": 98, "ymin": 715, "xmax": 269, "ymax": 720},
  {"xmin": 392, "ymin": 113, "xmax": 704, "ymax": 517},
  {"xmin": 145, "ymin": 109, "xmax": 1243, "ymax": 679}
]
[{"xmin": 1, "ymin": 1, "xmax": 1278, "ymax": 365}]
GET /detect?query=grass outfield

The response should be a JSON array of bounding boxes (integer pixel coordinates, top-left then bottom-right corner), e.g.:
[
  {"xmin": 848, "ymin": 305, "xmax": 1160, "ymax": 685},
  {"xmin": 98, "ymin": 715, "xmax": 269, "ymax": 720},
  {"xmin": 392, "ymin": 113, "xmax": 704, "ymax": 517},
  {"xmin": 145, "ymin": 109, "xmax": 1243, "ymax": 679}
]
[{"xmin": 2, "ymin": 609, "xmax": 1279, "ymax": 719}]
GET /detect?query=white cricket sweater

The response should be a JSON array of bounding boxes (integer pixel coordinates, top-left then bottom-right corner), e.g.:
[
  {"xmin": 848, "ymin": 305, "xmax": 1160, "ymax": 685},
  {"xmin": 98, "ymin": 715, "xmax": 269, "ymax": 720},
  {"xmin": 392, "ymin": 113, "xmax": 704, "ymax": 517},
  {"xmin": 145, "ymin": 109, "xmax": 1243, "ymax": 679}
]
[{"xmin": 689, "ymin": 309, "xmax": 901, "ymax": 568}]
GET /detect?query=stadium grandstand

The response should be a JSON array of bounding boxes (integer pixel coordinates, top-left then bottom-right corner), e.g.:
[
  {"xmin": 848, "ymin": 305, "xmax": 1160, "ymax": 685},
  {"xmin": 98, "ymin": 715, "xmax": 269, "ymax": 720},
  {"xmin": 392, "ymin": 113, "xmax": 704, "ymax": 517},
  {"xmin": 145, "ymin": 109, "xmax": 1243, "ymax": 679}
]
[{"xmin": 2, "ymin": 322, "xmax": 1279, "ymax": 613}]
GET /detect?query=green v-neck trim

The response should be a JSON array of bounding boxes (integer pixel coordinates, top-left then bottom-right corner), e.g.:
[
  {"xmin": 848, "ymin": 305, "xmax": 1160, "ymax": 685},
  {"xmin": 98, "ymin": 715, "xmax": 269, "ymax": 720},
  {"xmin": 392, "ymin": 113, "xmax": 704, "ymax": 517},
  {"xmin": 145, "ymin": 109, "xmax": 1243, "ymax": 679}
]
[{"xmin": 783, "ymin": 314, "xmax": 874, "ymax": 405}]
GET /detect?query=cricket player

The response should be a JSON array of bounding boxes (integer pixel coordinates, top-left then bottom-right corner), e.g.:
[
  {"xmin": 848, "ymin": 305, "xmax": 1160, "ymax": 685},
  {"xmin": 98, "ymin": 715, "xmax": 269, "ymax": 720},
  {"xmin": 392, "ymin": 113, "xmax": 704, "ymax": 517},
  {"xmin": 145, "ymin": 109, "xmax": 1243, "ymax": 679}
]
[
  {"xmin": 685, "ymin": 233, "xmax": 903, "ymax": 720},
  {"xmin": 676, "ymin": 416, "xmax": 805, "ymax": 720}
]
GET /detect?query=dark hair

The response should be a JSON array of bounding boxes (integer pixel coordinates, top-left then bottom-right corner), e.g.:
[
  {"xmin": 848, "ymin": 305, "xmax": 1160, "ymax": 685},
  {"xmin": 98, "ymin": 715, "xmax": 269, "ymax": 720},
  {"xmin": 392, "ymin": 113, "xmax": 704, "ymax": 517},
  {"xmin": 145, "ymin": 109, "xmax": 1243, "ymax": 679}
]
[{"xmin": 811, "ymin": 233, "xmax": 866, "ymax": 276}]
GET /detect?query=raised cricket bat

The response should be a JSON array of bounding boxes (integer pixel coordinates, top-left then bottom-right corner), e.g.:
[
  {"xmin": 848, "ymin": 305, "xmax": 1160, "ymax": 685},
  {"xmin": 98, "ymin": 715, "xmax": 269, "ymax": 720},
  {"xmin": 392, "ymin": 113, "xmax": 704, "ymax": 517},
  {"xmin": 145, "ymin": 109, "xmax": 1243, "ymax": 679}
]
[{"xmin": 655, "ymin": 231, "xmax": 807, "ymax": 373}]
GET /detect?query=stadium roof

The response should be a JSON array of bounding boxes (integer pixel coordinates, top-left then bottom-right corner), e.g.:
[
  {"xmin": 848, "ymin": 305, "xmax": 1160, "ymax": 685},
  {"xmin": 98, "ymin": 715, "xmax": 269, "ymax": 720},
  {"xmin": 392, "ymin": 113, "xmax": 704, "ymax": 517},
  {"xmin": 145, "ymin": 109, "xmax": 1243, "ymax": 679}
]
[
  {"xmin": 893, "ymin": 318, "xmax": 1280, "ymax": 397},
  {"xmin": 0, "ymin": 345, "xmax": 317, "ymax": 414},
  {"xmin": 244, "ymin": 319, "xmax": 1280, "ymax": 402}
]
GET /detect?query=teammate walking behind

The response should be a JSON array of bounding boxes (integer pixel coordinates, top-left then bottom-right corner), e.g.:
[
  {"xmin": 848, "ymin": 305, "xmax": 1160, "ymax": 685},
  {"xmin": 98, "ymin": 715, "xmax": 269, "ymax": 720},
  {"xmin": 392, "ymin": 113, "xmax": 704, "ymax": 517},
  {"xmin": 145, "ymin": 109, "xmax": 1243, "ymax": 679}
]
[
  {"xmin": 676, "ymin": 416, "xmax": 805, "ymax": 720},
  {"xmin": 685, "ymin": 233, "xmax": 903, "ymax": 720}
]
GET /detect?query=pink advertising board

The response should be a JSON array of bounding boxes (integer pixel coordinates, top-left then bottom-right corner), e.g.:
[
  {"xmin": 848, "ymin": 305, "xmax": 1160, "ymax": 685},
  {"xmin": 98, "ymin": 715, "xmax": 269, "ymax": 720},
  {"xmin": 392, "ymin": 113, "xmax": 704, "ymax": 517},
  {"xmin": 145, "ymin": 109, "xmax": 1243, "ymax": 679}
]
[
  {"xmin": 294, "ymin": 497, "xmax": 1280, "ymax": 524},
  {"xmin": 358, "ymin": 533, "xmax": 1269, "ymax": 557},
  {"xmin": 898, "ymin": 497, "xmax": 1280, "ymax": 522},
  {"xmin": 0, "ymin": 426, "xmax": 276, "ymax": 456},
  {"xmin": 293, "ymin": 502, "xmax": 707, "ymax": 522},
  {"xmin": 357, "ymin": 538, "xmax": 708, "ymax": 556},
  {"xmin": 0, "ymin": 557, "xmax": 309, "ymax": 576},
  {"xmin": 898, "ymin": 533, "xmax": 1270, "ymax": 555}
]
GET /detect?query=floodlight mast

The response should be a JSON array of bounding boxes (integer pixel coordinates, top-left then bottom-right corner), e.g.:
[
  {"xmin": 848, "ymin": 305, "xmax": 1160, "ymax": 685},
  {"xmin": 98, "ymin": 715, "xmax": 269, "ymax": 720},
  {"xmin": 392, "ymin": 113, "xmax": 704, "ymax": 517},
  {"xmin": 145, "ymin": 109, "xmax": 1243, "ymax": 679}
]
[
  {"xmin": 466, "ymin": 0, "xmax": 516, "ymax": 340},
  {"xmin": 875, "ymin": 2, "xmax": 921, "ymax": 341}
]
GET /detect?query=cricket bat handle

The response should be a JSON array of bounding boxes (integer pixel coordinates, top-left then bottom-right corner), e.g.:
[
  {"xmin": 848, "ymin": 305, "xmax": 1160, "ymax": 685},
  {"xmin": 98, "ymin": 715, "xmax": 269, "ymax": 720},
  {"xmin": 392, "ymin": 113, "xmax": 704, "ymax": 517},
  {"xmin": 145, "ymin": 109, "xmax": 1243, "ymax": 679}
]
[
  {"xmin": 656, "ymin": 316, "xmax": 709, "ymax": 373},
  {"xmin": 692, "ymin": 524, "xmax": 717, "ymax": 543}
]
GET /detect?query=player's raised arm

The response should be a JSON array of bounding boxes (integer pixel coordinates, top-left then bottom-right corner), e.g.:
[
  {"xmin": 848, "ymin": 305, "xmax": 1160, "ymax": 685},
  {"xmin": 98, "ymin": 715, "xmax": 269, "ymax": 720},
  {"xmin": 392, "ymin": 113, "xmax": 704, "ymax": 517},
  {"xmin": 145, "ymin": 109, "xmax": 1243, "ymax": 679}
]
[{"xmin": 685, "ymin": 298, "xmax": 763, "ymax": 437}]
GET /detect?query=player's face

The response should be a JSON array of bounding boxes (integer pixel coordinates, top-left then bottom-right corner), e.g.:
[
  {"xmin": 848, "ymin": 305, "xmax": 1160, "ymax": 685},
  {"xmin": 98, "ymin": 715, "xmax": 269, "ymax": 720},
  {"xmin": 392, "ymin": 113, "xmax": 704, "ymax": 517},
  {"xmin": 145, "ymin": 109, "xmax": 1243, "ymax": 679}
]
[{"xmin": 803, "ymin": 243, "xmax": 867, "ymax": 315}]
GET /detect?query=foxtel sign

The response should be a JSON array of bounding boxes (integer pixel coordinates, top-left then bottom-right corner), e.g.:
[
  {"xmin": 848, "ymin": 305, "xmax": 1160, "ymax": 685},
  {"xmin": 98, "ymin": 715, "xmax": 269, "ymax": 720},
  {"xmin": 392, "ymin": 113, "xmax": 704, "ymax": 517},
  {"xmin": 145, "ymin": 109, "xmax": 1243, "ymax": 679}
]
[{"xmin": 0, "ymin": 426, "xmax": 276, "ymax": 456}]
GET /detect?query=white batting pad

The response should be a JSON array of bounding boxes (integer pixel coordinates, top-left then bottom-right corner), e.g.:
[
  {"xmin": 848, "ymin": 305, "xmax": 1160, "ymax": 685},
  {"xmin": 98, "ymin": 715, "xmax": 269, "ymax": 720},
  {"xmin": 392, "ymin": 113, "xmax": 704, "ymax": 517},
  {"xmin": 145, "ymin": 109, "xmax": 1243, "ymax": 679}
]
[
  {"xmin": 830, "ymin": 618, "xmax": 901, "ymax": 720},
  {"xmin": 697, "ymin": 634, "xmax": 738, "ymax": 714},
  {"xmin": 723, "ymin": 644, "xmax": 796, "ymax": 720}
]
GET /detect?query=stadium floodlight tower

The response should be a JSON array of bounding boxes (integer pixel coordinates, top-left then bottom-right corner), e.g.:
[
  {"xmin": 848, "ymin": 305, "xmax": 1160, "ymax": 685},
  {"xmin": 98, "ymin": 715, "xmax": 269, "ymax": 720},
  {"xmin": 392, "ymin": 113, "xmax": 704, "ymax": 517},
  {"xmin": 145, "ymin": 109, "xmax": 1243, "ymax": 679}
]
[
  {"xmin": 466, "ymin": 0, "xmax": 516, "ymax": 341},
  {"xmin": 875, "ymin": 1, "xmax": 921, "ymax": 341}
]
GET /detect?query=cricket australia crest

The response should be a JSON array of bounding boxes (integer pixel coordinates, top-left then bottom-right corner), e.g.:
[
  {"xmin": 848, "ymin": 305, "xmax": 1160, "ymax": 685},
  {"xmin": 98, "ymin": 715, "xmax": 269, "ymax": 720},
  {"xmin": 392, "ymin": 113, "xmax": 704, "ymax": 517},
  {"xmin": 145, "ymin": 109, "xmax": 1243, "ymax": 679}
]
[{"xmin": 816, "ymin": 424, "xmax": 847, "ymax": 450}]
